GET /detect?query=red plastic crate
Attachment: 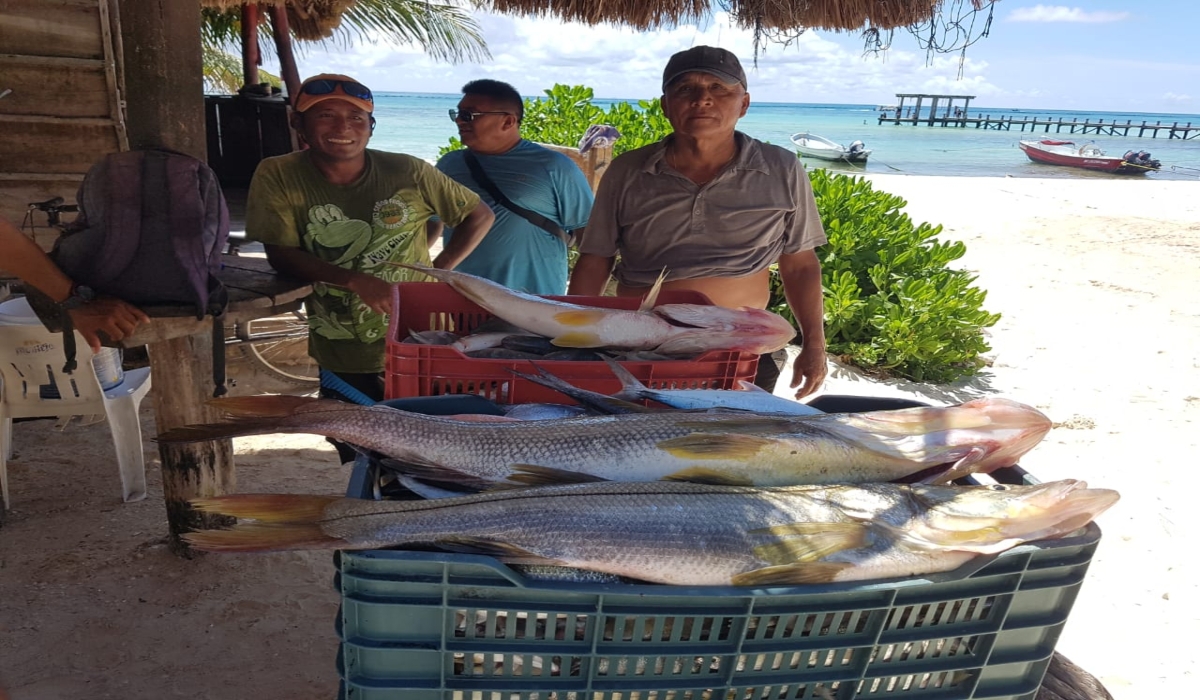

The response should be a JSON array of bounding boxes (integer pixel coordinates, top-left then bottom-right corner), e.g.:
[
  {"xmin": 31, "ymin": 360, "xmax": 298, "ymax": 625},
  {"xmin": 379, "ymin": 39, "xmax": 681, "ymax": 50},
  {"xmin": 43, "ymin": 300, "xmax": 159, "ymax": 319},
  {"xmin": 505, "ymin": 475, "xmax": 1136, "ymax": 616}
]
[{"xmin": 385, "ymin": 282, "xmax": 761, "ymax": 404}]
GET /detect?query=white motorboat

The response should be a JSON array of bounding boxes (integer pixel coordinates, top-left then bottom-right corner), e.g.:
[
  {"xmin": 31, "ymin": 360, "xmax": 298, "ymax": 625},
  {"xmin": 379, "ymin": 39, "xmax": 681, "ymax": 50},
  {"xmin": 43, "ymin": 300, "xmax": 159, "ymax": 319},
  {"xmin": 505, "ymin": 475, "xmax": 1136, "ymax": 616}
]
[{"xmin": 790, "ymin": 132, "xmax": 871, "ymax": 163}]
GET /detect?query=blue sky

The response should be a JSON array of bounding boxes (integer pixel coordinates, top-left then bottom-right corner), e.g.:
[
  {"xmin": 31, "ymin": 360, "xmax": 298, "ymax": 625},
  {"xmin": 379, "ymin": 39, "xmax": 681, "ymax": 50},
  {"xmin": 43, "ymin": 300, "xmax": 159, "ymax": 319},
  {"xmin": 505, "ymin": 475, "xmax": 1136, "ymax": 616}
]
[{"xmin": 276, "ymin": 2, "xmax": 1200, "ymax": 114}]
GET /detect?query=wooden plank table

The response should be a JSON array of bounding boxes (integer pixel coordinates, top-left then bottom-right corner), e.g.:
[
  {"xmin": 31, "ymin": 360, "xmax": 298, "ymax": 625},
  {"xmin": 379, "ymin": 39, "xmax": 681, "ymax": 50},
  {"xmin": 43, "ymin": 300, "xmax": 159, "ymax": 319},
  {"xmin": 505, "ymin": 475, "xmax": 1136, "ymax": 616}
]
[{"xmin": 119, "ymin": 254, "xmax": 311, "ymax": 556}]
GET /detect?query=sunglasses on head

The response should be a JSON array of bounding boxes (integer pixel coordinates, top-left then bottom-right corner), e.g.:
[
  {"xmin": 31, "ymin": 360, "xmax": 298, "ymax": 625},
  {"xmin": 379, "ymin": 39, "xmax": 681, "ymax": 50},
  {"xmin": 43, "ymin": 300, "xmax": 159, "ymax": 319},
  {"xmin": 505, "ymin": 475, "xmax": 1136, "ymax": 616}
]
[
  {"xmin": 301, "ymin": 79, "xmax": 373, "ymax": 103},
  {"xmin": 448, "ymin": 109, "xmax": 511, "ymax": 123}
]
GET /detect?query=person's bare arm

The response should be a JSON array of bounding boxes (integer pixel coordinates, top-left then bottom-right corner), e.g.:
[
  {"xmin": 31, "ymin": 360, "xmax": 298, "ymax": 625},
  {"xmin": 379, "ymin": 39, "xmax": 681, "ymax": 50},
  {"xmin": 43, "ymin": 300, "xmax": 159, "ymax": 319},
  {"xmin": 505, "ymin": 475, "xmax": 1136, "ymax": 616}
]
[
  {"xmin": 433, "ymin": 201, "xmax": 493, "ymax": 270},
  {"xmin": 1, "ymin": 218, "xmax": 73, "ymax": 302},
  {"xmin": 777, "ymin": 248, "xmax": 827, "ymax": 399},
  {"xmin": 567, "ymin": 253, "xmax": 616, "ymax": 296},
  {"xmin": 263, "ymin": 243, "xmax": 395, "ymax": 316},
  {"xmin": 425, "ymin": 219, "xmax": 444, "ymax": 253},
  {"xmin": 0, "ymin": 218, "xmax": 149, "ymax": 350}
]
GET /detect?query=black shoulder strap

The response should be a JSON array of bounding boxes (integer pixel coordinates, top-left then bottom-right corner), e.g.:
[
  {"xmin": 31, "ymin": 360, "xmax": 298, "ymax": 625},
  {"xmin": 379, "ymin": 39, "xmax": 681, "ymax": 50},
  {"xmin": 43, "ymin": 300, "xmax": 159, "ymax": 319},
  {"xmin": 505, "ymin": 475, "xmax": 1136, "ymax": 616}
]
[{"xmin": 462, "ymin": 151, "xmax": 570, "ymax": 245}]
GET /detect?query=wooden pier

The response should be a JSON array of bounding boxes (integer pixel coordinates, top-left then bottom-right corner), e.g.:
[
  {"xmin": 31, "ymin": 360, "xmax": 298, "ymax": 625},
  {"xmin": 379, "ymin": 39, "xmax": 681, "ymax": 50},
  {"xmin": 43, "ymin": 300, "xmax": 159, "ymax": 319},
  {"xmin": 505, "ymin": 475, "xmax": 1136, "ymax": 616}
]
[{"xmin": 878, "ymin": 93, "xmax": 1199, "ymax": 139}]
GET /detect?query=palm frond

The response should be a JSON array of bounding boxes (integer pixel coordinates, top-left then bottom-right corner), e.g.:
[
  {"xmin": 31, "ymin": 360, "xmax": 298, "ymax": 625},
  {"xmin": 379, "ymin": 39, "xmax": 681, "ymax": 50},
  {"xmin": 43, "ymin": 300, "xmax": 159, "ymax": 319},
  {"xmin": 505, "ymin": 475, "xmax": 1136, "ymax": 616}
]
[
  {"xmin": 202, "ymin": 44, "xmax": 283, "ymax": 94},
  {"xmin": 199, "ymin": 2, "xmax": 490, "ymax": 65},
  {"xmin": 335, "ymin": 0, "xmax": 490, "ymax": 64}
]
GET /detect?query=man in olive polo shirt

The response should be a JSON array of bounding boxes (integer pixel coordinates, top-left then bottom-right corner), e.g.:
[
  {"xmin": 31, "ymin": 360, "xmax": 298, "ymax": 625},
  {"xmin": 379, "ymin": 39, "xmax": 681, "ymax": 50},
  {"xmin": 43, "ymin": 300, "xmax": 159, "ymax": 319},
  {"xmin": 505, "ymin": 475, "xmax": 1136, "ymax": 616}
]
[
  {"xmin": 247, "ymin": 73, "xmax": 494, "ymax": 461},
  {"xmin": 569, "ymin": 47, "xmax": 827, "ymax": 398}
]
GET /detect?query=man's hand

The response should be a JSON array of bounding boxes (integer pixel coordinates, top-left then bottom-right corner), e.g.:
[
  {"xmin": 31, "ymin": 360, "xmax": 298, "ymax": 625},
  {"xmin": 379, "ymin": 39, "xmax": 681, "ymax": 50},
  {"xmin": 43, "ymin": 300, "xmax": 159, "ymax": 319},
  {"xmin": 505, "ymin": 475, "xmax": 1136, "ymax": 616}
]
[
  {"xmin": 347, "ymin": 273, "xmax": 395, "ymax": 316},
  {"xmin": 68, "ymin": 298, "xmax": 150, "ymax": 352},
  {"xmin": 789, "ymin": 342, "xmax": 827, "ymax": 400}
]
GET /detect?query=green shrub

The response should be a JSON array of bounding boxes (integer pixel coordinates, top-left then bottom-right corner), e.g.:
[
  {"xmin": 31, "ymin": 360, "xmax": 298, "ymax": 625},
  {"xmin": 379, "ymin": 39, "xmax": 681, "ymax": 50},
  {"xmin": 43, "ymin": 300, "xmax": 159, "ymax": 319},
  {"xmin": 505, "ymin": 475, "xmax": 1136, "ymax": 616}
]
[
  {"xmin": 438, "ymin": 84, "xmax": 672, "ymax": 158},
  {"xmin": 769, "ymin": 170, "xmax": 999, "ymax": 382}
]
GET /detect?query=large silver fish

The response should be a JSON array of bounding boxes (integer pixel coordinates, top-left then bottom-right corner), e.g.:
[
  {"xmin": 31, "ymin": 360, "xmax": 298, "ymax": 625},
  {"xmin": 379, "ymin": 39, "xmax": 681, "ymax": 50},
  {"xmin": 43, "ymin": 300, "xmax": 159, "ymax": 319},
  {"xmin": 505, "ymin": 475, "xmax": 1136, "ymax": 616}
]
[
  {"xmin": 393, "ymin": 263, "xmax": 797, "ymax": 355},
  {"xmin": 184, "ymin": 480, "xmax": 1118, "ymax": 585},
  {"xmin": 157, "ymin": 395, "xmax": 1053, "ymax": 487}
]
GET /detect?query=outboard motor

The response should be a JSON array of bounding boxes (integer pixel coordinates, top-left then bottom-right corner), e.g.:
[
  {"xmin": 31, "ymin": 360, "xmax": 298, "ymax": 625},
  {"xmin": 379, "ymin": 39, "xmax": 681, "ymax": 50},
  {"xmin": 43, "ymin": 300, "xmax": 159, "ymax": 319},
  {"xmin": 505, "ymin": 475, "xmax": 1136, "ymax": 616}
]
[{"xmin": 848, "ymin": 140, "xmax": 866, "ymax": 155}]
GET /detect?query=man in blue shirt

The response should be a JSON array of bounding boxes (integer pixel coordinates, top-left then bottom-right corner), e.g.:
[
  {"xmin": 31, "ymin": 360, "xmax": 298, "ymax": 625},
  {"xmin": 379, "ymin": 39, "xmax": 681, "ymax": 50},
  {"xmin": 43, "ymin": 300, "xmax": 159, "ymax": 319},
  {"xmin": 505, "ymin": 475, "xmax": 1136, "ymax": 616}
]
[{"xmin": 435, "ymin": 80, "xmax": 594, "ymax": 295}]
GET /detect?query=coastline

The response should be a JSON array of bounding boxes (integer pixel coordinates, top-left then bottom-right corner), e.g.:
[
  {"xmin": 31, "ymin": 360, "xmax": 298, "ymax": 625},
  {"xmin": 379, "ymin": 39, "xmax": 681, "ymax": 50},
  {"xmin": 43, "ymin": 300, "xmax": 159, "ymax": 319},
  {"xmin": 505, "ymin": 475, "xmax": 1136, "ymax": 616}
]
[
  {"xmin": 0, "ymin": 175, "xmax": 1197, "ymax": 697},
  {"xmin": 369, "ymin": 92, "xmax": 1200, "ymax": 180}
]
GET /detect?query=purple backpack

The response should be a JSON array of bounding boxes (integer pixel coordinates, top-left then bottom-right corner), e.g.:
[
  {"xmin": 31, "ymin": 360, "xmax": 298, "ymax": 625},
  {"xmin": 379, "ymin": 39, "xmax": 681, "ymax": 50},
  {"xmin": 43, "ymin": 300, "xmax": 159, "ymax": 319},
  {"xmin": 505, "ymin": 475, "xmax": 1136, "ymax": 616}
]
[{"xmin": 49, "ymin": 149, "xmax": 231, "ymax": 395}]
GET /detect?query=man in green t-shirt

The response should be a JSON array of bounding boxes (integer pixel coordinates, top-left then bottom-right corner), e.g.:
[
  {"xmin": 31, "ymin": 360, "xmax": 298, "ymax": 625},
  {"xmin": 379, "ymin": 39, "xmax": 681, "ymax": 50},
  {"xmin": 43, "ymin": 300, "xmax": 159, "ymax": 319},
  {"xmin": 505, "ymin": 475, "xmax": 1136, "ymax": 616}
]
[{"xmin": 246, "ymin": 74, "xmax": 494, "ymax": 459}]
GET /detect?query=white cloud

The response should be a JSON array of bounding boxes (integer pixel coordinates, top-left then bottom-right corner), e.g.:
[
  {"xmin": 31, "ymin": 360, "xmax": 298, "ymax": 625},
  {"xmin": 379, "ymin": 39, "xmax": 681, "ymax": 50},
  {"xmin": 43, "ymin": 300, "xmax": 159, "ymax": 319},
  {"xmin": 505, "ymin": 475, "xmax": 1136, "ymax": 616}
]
[
  {"xmin": 1163, "ymin": 92, "xmax": 1193, "ymax": 103},
  {"xmin": 274, "ymin": 11, "xmax": 1000, "ymax": 106},
  {"xmin": 1007, "ymin": 5, "xmax": 1130, "ymax": 23}
]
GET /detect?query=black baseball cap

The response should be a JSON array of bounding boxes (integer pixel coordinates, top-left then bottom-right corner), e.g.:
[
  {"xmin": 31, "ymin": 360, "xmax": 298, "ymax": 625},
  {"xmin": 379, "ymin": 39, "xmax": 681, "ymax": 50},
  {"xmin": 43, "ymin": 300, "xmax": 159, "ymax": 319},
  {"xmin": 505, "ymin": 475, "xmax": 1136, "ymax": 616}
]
[{"xmin": 662, "ymin": 46, "xmax": 748, "ymax": 92}]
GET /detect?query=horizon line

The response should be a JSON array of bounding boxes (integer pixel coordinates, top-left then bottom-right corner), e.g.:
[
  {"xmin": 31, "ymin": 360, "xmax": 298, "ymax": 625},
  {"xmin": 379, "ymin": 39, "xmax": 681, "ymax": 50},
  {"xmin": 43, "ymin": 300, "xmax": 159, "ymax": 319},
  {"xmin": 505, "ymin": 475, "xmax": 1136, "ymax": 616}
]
[{"xmin": 375, "ymin": 91, "xmax": 1200, "ymax": 119}]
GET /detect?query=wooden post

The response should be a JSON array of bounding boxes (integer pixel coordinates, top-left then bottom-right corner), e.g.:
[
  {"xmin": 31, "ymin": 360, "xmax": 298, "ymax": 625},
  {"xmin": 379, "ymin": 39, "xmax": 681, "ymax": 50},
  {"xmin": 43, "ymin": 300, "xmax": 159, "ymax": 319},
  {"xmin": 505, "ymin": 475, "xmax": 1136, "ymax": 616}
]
[
  {"xmin": 117, "ymin": 0, "xmax": 205, "ymax": 158},
  {"xmin": 241, "ymin": 3, "xmax": 260, "ymax": 88},
  {"xmin": 148, "ymin": 333, "xmax": 235, "ymax": 556},
  {"xmin": 117, "ymin": 0, "xmax": 225, "ymax": 555},
  {"xmin": 267, "ymin": 3, "xmax": 301, "ymax": 102}
]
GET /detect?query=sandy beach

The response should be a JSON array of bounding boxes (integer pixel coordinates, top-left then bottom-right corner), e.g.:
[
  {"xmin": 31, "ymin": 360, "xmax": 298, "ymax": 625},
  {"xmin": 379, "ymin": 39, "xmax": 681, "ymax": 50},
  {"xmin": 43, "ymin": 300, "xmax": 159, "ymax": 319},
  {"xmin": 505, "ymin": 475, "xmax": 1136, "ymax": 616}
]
[{"xmin": 1, "ymin": 174, "xmax": 1196, "ymax": 699}]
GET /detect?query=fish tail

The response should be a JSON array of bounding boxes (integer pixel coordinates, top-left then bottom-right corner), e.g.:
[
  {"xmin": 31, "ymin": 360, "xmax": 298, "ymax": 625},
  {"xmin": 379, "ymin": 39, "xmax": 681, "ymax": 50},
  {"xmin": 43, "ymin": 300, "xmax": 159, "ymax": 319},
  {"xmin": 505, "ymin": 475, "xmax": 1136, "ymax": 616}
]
[
  {"xmin": 184, "ymin": 524, "xmax": 339, "ymax": 552},
  {"xmin": 192, "ymin": 494, "xmax": 340, "ymax": 522},
  {"xmin": 184, "ymin": 494, "xmax": 344, "ymax": 552},
  {"xmin": 604, "ymin": 356, "xmax": 651, "ymax": 401},
  {"xmin": 509, "ymin": 364, "xmax": 649, "ymax": 414},
  {"xmin": 159, "ymin": 395, "xmax": 379, "ymax": 443},
  {"xmin": 208, "ymin": 395, "xmax": 351, "ymax": 418},
  {"xmin": 156, "ymin": 418, "xmax": 289, "ymax": 443}
]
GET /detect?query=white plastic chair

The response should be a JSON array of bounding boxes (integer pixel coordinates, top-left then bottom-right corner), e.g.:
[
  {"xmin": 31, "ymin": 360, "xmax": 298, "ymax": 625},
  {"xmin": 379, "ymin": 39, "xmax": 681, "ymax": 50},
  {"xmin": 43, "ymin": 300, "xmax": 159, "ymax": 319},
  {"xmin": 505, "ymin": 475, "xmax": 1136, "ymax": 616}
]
[{"xmin": 0, "ymin": 322, "xmax": 152, "ymax": 509}]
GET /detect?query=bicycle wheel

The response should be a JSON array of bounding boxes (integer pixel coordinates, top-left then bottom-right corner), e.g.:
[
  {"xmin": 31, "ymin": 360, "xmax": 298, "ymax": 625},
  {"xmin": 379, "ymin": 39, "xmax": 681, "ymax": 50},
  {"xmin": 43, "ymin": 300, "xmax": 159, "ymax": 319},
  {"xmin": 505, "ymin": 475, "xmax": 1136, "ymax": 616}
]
[{"xmin": 242, "ymin": 311, "xmax": 319, "ymax": 386}]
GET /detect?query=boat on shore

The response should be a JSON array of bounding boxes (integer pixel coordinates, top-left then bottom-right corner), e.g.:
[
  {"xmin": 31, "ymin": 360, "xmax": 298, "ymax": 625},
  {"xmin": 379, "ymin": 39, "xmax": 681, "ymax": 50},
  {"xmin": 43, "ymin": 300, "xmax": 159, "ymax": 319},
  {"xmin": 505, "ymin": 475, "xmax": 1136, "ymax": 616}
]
[
  {"xmin": 791, "ymin": 132, "xmax": 871, "ymax": 163},
  {"xmin": 1018, "ymin": 139, "xmax": 1161, "ymax": 174}
]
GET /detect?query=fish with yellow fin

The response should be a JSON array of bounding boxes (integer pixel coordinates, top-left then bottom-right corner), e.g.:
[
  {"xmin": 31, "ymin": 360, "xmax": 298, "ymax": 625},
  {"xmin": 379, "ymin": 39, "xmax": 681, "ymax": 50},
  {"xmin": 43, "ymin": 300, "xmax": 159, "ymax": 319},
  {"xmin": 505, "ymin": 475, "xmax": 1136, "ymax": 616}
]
[
  {"xmin": 184, "ymin": 480, "xmax": 1118, "ymax": 585},
  {"xmin": 157, "ymin": 394, "xmax": 1053, "ymax": 488},
  {"xmin": 392, "ymin": 263, "xmax": 796, "ymax": 355}
]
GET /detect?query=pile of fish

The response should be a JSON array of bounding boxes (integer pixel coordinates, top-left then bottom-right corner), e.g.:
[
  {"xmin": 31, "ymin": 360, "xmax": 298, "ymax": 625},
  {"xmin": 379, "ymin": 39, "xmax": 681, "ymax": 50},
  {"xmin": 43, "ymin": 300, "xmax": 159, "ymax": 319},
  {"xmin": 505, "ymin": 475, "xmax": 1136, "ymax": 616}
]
[
  {"xmin": 166, "ymin": 267, "xmax": 1118, "ymax": 586},
  {"xmin": 393, "ymin": 263, "xmax": 797, "ymax": 357}
]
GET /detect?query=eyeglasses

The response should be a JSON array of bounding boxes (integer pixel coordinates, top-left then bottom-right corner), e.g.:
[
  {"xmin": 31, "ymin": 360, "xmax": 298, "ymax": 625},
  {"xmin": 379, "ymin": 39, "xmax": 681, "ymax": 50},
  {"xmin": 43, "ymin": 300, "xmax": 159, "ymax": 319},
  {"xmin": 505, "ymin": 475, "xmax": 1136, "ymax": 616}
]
[
  {"xmin": 301, "ymin": 79, "xmax": 373, "ymax": 103},
  {"xmin": 449, "ymin": 109, "xmax": 511, "ymax": 123}
]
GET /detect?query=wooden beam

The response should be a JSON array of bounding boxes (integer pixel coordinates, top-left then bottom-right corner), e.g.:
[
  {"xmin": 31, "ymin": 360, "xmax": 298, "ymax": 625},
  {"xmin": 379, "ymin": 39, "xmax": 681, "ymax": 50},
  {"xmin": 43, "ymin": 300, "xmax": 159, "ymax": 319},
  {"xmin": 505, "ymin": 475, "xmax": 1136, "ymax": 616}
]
[
  {"xmin": 0, "ymin": 115, "xmax": 117, "ymax": 126},
  {"xmin": 116, "ymin": 0, "xmax": 205, "ymax": 159},
  {"xmin": 98, "ymin": 0, "xmax": 129, "ymax": 151},
  {"xmin": 0, "ymin": 174, "xmax": 87, "ymax": 182},
  {"xmin": 267, "ymin": 3, "xmax": 301, "ymax": 102},
  {"xmin": 241, "ymin": 3, "xmax": 259, "ymax": 88}
]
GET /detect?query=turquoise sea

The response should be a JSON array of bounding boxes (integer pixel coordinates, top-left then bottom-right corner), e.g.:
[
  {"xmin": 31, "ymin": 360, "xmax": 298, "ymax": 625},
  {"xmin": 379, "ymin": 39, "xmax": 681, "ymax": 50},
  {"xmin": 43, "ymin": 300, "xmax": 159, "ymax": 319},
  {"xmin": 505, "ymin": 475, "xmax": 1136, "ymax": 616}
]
[{"xmin": 368, "ymin": 92, "xmax": 1200, "ymax": 181}]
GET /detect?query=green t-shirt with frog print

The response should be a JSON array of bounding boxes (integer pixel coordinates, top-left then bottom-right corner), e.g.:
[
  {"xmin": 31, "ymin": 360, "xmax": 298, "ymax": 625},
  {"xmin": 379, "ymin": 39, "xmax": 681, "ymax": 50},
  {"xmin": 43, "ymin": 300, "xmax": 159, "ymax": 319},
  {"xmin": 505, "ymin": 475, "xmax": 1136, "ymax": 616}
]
[{"xmin": 246, "ymin": 149, "xmax": 479, "ymax": 373}]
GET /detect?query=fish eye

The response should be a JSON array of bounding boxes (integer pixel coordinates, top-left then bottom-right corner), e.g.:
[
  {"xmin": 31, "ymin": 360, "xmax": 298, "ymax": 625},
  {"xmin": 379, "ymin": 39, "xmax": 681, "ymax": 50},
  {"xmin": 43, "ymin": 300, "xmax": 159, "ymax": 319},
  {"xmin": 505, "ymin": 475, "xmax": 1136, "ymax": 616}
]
[{"xmin": 988, "ymin": 484, "xmax": 1009, "ymax": 491}]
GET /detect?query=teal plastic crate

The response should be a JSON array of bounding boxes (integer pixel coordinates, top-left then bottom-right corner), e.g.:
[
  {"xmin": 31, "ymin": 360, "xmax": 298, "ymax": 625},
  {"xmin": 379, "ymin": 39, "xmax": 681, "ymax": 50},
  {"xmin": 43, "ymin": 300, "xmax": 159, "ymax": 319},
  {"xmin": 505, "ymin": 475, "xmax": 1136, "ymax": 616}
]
[{"xmin": 332, "ymin": 470, "xmax": 1102, "ymax": 700}]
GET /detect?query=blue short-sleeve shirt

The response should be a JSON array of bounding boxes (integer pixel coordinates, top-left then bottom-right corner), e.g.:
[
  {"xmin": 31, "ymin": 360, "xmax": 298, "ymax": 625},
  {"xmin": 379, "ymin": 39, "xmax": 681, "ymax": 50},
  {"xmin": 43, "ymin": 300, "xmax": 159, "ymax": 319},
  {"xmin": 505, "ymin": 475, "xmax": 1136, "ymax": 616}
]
[{"xmin": 438, "ymin": 140, "xmax": 594, "ymax": 295}]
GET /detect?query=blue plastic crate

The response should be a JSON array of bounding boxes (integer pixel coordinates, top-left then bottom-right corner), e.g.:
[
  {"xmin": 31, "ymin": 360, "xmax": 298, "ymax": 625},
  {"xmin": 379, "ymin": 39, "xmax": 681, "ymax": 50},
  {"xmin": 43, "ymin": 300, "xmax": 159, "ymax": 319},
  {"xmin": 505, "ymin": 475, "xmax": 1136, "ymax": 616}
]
[{"xmin": 334, "ymin": 398, "xmax": 1102, "ymax": 700}]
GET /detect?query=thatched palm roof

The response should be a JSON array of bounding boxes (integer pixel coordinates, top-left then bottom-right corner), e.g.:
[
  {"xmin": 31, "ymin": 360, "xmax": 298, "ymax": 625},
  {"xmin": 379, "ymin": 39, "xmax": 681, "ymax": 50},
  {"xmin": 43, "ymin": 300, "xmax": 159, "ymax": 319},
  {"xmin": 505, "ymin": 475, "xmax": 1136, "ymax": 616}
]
[
  {"xmin": 488, "ymin": 0, "xmax": 945, "ymax": 32},
  {"xmin": 200, "ymin": 1, "xmax": 974, "ymax": 41},
  {"xmin": 201, "ymin": 0, "xmax": 357, "ymax": 41}
]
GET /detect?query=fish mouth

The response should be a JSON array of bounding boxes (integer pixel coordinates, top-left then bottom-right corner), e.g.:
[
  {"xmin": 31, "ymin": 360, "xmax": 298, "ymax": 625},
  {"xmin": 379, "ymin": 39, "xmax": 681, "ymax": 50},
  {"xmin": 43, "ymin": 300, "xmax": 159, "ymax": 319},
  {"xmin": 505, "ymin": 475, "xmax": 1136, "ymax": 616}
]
[{"xmin": 961, "ymin": 398, "xmax": 1053, "ymax": 472}]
